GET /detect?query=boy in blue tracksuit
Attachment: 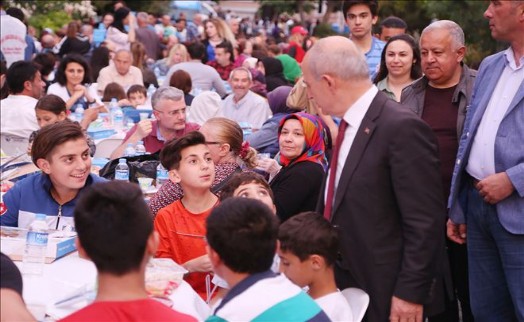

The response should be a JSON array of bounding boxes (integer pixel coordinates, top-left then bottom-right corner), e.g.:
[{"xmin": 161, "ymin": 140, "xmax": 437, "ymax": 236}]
[{"xmin": 1, "ymin": 120, "xmax": 106, "ymax": 229}]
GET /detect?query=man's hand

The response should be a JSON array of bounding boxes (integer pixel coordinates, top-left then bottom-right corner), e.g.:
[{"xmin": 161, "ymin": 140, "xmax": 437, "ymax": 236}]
[
  {"xmin": 183, "ymin": 255, "xmax": 213, "ymax": 273},
  {"xmin": 134, "ymin": 119, "xmax": 153, "ymax": 139},
  {"xmin": 389, "ymin": 296, "xmax": 423, "ymax": 322},
  {"xmin": 476, "ymin": 172, "xmax": 514, "ymax": 204},
  {"xmin": 446, "ymin": 218, "xmax": 467, "ymax": 244}
]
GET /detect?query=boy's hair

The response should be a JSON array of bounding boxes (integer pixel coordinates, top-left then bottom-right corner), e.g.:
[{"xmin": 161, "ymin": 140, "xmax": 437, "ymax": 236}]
[
  {"xmin": 342, "ymin": 0, "xmax": 379, "ymax": 18},
  {"xmin": 31, "ymin": 120, "xmax": 85, "ymax": 165},
  {"xmin": 219, "ymin": 172, "xmax": 274, "ymax": 201},
  {"xmin": 278, "ymin": 212, "xmax": 339, "ymax": 267},
  {"xmin": 102, "ymin": 82, "xmax": 126, "ymax": 101},
  {"xmin": 74, "ymin": 181, "xmax": 153, "ymax": 275},
  {"xmin": 127, "ymin": 84, "xmax": 147, "ymax": 98},
  {"xmin": 206, "ymin": 197, "xmax": 278, "ymax": 274},
  {"xmin": 35, "ymin": 94, "xmax": 67, "ymax": 115},
  {"xmin": 379, "ymin": 16, "xmax": 407, "ymax": 30},
  {"xmin": 160, "ymin": 131, "xmax": 205, "ymax": 171}
]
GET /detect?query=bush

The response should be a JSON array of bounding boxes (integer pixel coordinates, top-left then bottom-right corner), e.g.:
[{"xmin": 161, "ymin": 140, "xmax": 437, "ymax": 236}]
[{"xmin": 28, "ymin": 11, "xmax": 72, "ymax": 36}]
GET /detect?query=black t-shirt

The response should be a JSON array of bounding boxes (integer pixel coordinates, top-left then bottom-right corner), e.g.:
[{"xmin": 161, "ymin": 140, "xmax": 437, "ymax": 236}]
[{"xmin": 0, "ymin": 252, "xmax": 23, "ymax": 295}]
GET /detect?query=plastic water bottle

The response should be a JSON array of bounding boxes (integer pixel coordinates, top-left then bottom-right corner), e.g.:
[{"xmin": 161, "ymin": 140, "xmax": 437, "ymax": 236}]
[
  {"xmin": 75, "ymin": 104, "xmax": 85, "ymax": 123},
  {"xmin": 22, "ymin": 214, "xmax": 49, "ymax": 276},
  {"xmin": 115, "ymin": 158, "xmax": 129, "ymax": 181},
  {"xmin": 109, "ymin": 98, "xmax": 119, "ymax": 124},
  {"xmin": 124, "ymin": 143, "xmax": 136, "ymax": 157},
  {"xmin": 113, "ymin": 108, "xmax": 124, "ymax": 132},
  {"xmin": 156, "ymin": 163, "xmax": 169, "ymax": 189},
  {"xmin": 135, "ymin": 141, "xmax": 146, "ymax": 156},
  {"xmin": 147, "ymin": 84, "xmax": 156, "ymax": 98}
]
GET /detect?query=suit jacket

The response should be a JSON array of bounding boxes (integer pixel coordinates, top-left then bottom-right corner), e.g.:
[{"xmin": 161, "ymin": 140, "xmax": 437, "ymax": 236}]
[
  {"xmin": 318, "ymin": 91, "xmax": 447, "ymax": 321},
  {"xmin": 448, "ymin": 51, "xmax": 524, "ymax": 234}
]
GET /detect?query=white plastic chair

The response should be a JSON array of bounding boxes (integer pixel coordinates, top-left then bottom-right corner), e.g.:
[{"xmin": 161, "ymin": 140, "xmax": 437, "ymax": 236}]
[
  {"xmin": 341, "ymin": 287, "xmax": 370, "ymax": 322},
  {"xmin": 93, "ymin": 138, "xmax": 122, "ymax": 159},
  {"xmin": 1, "ymin": 133, "xmax": 29, "ymax": 156}
]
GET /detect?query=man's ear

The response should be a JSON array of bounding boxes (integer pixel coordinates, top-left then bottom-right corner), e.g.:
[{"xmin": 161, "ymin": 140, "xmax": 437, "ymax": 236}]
[
  {"xmin": 168, "ymin": 169, "xmax": 181, "ymax": 183},
  {"xmin": 456, "ymin": 46, "xmax": 466, "ymax": 63},
  {"xmin": 36, "ymin": 158, "xmax": 51, "ymax": 174},
  {"xmin": 75, "ymin": 237, "xmax": 90, "ymax": 260},
  {"xmin": 23, "ymin": 79, "xmax": 33, "ymax": 92}
]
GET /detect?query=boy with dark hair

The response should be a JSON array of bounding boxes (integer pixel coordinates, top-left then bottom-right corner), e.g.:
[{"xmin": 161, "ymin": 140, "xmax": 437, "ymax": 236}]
[
  {"xmin": 342, "ymin": 0, "xmax": 384, "ymax": 79},
  {"xmin": 61, "ymin": 181, "xmax": 195, "ymax": 321},
  {"xmin": 378, "ymin": 16, "xmax": 407, "ymax": 41},
  {"xmin": 205, "ymin": 198, "xmax": 329, "ymax": 321},
  {"xmin": 219, "ymin": 172, "xmax": 275, "ymax": 212},
  {"xmin": 278, "ymin": 212, "xmax": 353, "ymax": 321},
  {"xmin": 1, "ymin": 120, "xmax": 106, "ymax": 229},
  {"xmin": 126, "ymin": 84, "xmax": 147, "ymax": 107},
  {"xmin": 154, "ymin": 131, "xmax": 218, "ymax": 300}
]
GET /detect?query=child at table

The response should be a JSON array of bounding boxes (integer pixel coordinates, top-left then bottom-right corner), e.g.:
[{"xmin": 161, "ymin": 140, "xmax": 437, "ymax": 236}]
[
  {"xmin": 154, "ymin": 131, "xmax": 219, "ymax": 300},
  {"xmin": 1, "ymin": 120, "xmax": 106, "ymax": 229},
  {"xmin": 278, "ymin": 212, "xmax": 354, "ymax": 321},
  {"xmin": 205, "ymin": 198, "xmax": 329, "ymax": 321},
  {"xmin": 127, "ymin": 84, "xmax": 148, "ymax": 107},
  {"xmin": 60, "ymin": 181, "xmax": 195, "ymax": 321}
]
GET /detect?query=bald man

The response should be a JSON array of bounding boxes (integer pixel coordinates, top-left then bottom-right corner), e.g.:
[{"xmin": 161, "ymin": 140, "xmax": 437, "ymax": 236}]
[
  {"xmin": 307, "ymin": 36, "xmax": 447, "ymax": 321},
  {"xmin": 96, "ymin": 49, "xmax": 143, "ymax": 95}
]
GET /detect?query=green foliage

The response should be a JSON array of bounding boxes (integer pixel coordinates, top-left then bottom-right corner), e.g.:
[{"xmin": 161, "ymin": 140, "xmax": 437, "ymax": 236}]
[{"xmin": 28, "ymin": 11, "xmax": 72, "ymax": 34}]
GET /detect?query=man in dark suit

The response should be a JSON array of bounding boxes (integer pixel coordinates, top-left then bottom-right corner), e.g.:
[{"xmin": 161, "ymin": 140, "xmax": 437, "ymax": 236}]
[{"xmin": 303, "ymin": 36, "xmax": 447, "ymax": 321}]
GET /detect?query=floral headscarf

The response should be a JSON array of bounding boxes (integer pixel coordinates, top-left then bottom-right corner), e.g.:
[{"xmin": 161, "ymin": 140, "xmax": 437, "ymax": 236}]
[{"xmin": 277, "ymin": 112, "xmax": 328, "ymax": 171}]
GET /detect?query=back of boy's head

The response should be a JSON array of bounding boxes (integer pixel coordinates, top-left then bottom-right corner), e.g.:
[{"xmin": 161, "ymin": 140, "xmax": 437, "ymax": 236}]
[
  {"xmin": 206, "ymin": 197, "xmax": 278, "ymax": 274},
  {"xmin": 219, "ymin": 172, "xmax": 274, "ymax": 201},
  {"xmin": 160, "ymin": 131, "xmax": 205, "ymax": 171},
  {"xmin": 31, "ymin": 120, "xmax": 85, "ymax": 165},
  {"xmin": 127, "ymin": 84, "xmax": 147, "ymax": 98},
  {"xmin": 278, "ymin": 212, "xmax": 339, "ymax": 267},
  {"xmin": 74, "ymin": 181, "xmax": 153, "ymax": 275}
]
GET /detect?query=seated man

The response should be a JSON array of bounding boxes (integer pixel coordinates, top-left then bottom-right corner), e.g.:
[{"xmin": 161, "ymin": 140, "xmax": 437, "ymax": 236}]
[
  {"xmin": 0, "ymin": 61, "xmax": 45, "ymax": 139},
  {"xmin": 61, "ymin": 181, "xmax": 195, "ymax": 321},
  {"xmin": 110, "ymin": 86, "xmax": 199, "ymax": 159},
  {"xmin": 1, "ymin": 120, "xmax": 106, "ymax": 229},
  {"xmin": 205, "ymin": 198, "xmax": 329, "ymax": 321},
  {"xmin": 222, "ymin": 67, "xmax": 272, "ymax": 131},
  {"xmin": 96, "ymin": 49, "xmax": 143, "ymax": 95}
]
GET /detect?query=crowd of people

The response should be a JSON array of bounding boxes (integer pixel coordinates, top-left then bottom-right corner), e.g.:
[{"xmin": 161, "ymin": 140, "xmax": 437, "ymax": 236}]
[{"xmin": 1, "ymin": 0, "xmax": 523, "ymax": 321}]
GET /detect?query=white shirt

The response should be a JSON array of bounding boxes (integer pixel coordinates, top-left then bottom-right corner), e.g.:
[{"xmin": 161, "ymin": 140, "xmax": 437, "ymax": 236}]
[
  {"xmin": 96, "ymin": 64, "xmax": 144, "ymax": 95},
  {"xmin": 47, "ymin": 83, "xmax": 102, "ymax": 107},
  {"xmin": 466, "ymin": 48, "xmax": 524, "ymax": 180},
  {"xmin": 0, "ymin": 94, "xmax": 39, "ymax": 138},
  {"xmin": 222, "ymin": 90, "xmax": 272, "ymax": 130},
  {"xmin": 315, "ymin": 291, "xmax": 354, "ymax": 322},
  {"xmin": 325, "ymin": 86, "xmax": 377, "ymax": 203}
]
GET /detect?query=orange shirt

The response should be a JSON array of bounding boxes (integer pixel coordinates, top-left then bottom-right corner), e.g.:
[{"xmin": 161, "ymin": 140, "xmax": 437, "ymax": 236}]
[{"xmin": 154, "ymin": 199, "xmax": 217, "ymax": 300}]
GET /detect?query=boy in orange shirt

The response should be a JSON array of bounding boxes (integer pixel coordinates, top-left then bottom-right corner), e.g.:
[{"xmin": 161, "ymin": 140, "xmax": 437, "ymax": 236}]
[{"xmin": 154, "ymin": 131, "xmax": 219, "ymax": 300}]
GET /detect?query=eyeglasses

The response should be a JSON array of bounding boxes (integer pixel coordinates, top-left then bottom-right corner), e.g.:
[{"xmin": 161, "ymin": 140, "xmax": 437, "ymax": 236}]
[
  {"xmin": 205, "ymin": 141, "xmax": 222, "ymax": 145},
  {"xmin": 154, "ymin": 107, "xmax": 186, "ymax": 117}
]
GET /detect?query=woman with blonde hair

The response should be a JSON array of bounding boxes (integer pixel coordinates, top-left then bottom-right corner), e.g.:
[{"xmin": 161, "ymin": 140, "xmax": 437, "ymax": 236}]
[
  {"xmin": 149, "ymin": 117, "xmax": 257, "ymax": 217},
  {"xmin": 202, "ymin": 18, "xmax": 236, "ymax": 63},
  {"xmin": 153, "ymin": 43, "xmax": 189, "ymax": 77}
]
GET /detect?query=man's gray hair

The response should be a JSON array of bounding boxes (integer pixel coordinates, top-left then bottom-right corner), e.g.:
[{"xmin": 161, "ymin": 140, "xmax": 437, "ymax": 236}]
[
  {"xmin": 229, "ymin": 67, "xmax": 253, "ymax": 81},
  {"xmin": 305, "ymin": 37, "xmax": 369, "ymax": 81},
  {"xmin": 152, "ymin": 86, "xmax": 185, "ymax": 109},
  {"xmin": 136, "ymin": 12, "xmax": 148, "ymax": 21},
  {"xmin": 421, "ymin": 20, "xmax": 465, "ymax": 49}
]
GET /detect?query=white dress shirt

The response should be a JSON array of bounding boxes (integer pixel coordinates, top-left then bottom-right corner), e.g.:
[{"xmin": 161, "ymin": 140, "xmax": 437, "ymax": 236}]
[
  {"xmin": 466, "ymin": 48, "xmax": 524, "ymax": 180},
  {"xmin": 0, "ymin": 94, "xmax": 39, "ymax": 138},
  {"xmin": 325, "ymin": 85, "xmax": 377, "ymax": 202}
]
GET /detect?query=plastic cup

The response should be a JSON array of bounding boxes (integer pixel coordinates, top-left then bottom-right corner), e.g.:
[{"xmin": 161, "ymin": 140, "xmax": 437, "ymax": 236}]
[
  {"xmin": 137, "ymin": 178, "xmax": 153, "ymax": 192},
  {"xmin": 139, "ymin": 113, "xmax": 149, "ymax": 121}
]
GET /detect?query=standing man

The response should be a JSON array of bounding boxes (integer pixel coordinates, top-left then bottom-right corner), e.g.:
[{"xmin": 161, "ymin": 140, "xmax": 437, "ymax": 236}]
[
  {"xmin": 207, "ymin": 40, "xmax": 235, "ymax": 81},
  {"xmin": 343, "ymin": 0, "xmax": 385, "ymax": 79},
  {"xmin": 305, "ymin": 36, "xmax": 446, "ymax": 321},
  {"xmin": 401, "ymin": 20, "xmax": 476, "ymax": 322},
  {"xmin": 447, "ymin": 1, "xmax": 524, "ymax": 320},
  {"xmin": 110, "ymin": 87, "xmax": 199, "ymax": 159},
  {"xmin": 377, "ymin": 16, "xmax": 407, "ymax": 42}
]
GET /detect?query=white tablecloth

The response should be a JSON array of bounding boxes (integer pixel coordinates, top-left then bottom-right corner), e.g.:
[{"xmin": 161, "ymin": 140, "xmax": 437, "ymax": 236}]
[{"xmin": 16, "ymin": 253, "xmax": 211, "ymax": 321}]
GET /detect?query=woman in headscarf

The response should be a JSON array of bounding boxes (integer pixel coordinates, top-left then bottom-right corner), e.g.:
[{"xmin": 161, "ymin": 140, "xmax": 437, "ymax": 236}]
[
  {"xmin": 247, "ymin": 86, "xmax": 295, "ymax": 158},
  {"xmin": 258, "ymin": 57, "xmax": 290, "ymax": 92},
  {"xmin": 256, "ymin": 112, "xmax": 328, "ymax": 222},
  {"xmin": 105, "ymin": 7, "xmax": 135, "ymax": 52}
]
